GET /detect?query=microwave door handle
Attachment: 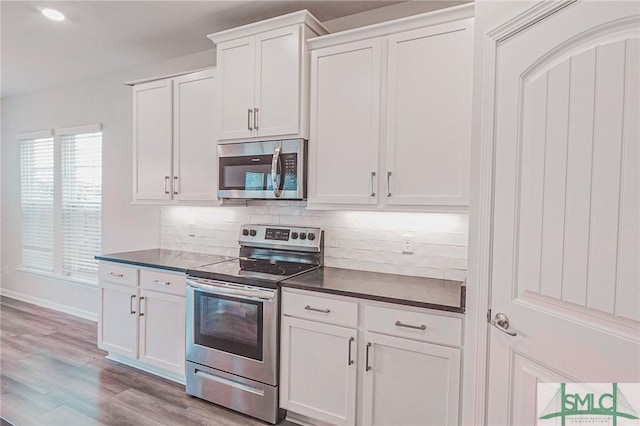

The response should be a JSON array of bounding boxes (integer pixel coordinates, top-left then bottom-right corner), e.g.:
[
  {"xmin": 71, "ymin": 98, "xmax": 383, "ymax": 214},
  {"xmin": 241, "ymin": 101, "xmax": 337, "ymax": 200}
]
[{"xmin": 271, "ymin": 147, "xmax": 283, "ymax": 198}]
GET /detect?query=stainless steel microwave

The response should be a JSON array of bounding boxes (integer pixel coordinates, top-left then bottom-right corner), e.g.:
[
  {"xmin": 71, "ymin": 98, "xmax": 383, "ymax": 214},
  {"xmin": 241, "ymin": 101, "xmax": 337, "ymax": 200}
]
[{"xmin": 217, "ymin": 139, "xmax": 307, "ymax": 200}]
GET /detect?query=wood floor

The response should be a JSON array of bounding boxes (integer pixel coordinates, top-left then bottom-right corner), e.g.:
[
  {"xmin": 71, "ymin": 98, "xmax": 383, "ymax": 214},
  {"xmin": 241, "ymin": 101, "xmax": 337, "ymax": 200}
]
[{"xmin": 0, "ymin": 296, "xmax": 288, "ymax": 426}]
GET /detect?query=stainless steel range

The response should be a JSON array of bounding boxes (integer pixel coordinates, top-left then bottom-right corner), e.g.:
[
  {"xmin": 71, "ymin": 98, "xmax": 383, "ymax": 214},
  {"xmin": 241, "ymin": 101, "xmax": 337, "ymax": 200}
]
[{"xmin": 185, "ymin": 224, "xmax": 323, "ymax": 424}]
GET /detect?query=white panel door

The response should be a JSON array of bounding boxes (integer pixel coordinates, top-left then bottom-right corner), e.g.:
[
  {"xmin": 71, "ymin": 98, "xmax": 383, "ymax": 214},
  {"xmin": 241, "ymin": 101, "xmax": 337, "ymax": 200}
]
[
  {"xmin": 173, "ymin": 69, "xmax": 218, "ymax": 202},
  {"xmin": 385, "ymin": 19, "xmax": 473, "ymax": 206},
  {"xmin": 98, "ymin": 282, "xmax": 138, "ymax": 359},
  {"xmin": 133, "ymin": 79, "xmax": 173, "ymax": 200},
  {"xmin": 486, "ymin": 2, "xmax": 640, "ymax": 424},
  {"xmin": 280, "ymin": 317, "xmax": 357, "ymax": 426},
  {"xmin": 255, "ymin": 26, "xmax": 301, "ymax": 138},
  {"xmin": 362, "ymin": 332, "xmax": 461, "ymax": 426},
  {"xmin": 308, "ymin": 39, "xmax": 382, "ymax": 206},
  {"xmin": 217, "ymin": 36, "xmax": 255, "ymax": 141},
  {"xmin": 138, "ymin": 289, "xmax": 185, "ymax": 375}
]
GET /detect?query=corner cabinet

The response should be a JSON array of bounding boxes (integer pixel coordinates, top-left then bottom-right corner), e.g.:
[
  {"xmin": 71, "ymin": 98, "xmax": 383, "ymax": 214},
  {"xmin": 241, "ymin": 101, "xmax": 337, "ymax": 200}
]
[
  {"xmin": 208, "ymin": 10, "xmax": 328, "ymax": 142},
  {"xmin": 132, "ymin": 68, "xmax": 218, "ymax": 203},
  {"xmin": 98, "ymin": 262, "xmax": 186, "ymax": 383},
  {"xmin": 280, "ymin": 288, "xmax": 463, "ymax": 426},
  {"xmin": 308, "ymin": 4, "xmax": 474, "ymax": 210}
]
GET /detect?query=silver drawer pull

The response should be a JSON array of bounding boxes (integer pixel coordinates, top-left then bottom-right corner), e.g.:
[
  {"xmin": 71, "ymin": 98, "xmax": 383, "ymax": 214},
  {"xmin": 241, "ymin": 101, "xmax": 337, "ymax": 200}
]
[
  {"xmin": 304, "ymin": 305, "xmax": 330, "ymax": 314},
  {"xmin": 152, "ymin": 279, "xmax": 170, "ymax": 286},
  {"xmin": 108, "ymin": 272, "xmax": 124, "ymax": 277},
  {"xmin": 395, "ymin": 320, "xmax": 426, "ymax": 331}
]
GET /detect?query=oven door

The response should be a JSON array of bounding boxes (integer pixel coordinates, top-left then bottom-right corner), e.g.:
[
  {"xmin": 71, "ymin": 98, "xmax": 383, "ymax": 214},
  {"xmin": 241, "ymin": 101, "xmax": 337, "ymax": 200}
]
[
  {"xmin": 217, "ymin": 139, "xmax": 306, "ymax": 200},
  {"xmin": 186, "ymin": 278, "xmax": 278, "ymax": 386}
]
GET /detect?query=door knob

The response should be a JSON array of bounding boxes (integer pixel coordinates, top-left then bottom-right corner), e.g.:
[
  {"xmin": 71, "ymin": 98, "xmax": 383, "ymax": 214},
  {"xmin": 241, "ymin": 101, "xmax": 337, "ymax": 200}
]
[{"xmin": 491, "ymin": 312, "xmax": 517, "ymax": 336}]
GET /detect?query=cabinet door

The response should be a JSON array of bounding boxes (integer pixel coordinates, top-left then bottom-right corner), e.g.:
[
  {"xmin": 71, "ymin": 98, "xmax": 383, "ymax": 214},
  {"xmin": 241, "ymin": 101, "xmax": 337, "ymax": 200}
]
[
  {"xmin": 385, "ymin": 19, "xmax": 473, "ymax": 206},
  {"xmin": 173, "ymin": 69, "xmax": 219, "ymax": 202},
  {"xmin": 308, "ymin": 39, "xmax": 382, "ymax": 205},
  {"xmin": 281, "ymin": 317, "xmax": 357, "ymax": 426},
  {"xmin": 254, "ymin": 25, "xmax": 301, "ymax": 138},
  {"xmin": 217, "ymin": 36, "xmax": 255, "ymax": 140},
  {"xmin": 133, "ymin": 79, "xmax": 173, "ymax": 200},
  {"xmin": 98, "ymin": 282, "xmax": 139, "ymax": 359},
  {"xmin": 362, "ymin": 332, "xmax": 461, "ymax": 426},
  {"xmin": 138, "ymin": 289, "xmax": 185, "ymax": 375}
]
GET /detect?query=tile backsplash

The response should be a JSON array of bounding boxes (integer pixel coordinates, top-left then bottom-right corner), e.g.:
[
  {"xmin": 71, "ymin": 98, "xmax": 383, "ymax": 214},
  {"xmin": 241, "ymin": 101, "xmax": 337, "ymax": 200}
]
[{"xmin": 160, "ymin": 203, "xmax": 468, "ymax": 281}]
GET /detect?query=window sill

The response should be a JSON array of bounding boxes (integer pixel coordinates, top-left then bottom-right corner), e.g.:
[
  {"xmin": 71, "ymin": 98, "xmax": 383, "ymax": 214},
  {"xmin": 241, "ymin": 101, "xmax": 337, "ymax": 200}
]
[{"xmin": 16, "ymin": 268, "xmax": 98, "ymax": 288}]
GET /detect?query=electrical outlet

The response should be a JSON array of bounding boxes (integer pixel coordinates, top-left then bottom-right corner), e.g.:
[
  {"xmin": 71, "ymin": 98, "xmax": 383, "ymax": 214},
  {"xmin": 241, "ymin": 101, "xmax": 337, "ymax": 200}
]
[
  {"xmin": 402, "ymin": 235, "xmax": 413, "ymax": 254},
  {"xmin": 188, "ymin": 223, "xmax": 196, "ymax": 237}
]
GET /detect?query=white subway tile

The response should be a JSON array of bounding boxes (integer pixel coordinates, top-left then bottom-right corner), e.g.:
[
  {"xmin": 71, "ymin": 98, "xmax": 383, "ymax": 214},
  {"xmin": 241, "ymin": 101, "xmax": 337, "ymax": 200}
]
[{"xmin": 444, "ymin": 268, "xmax": 467, "ymax": 282}]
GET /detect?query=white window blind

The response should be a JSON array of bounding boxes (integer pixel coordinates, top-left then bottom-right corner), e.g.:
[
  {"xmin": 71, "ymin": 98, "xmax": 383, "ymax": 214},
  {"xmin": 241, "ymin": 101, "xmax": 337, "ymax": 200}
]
[
  {"xmin": 20, "ymin": 134, "xmax": 55, "ymax": 272},
  {"xmin": 61, "ymin": 131, "xmax": 102, "ymax": 278}
]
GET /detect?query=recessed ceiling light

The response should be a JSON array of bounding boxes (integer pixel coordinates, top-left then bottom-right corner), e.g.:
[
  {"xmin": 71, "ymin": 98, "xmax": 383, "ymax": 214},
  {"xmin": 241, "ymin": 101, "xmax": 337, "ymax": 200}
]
[{"xmin": 41, "ymin": 8, "xmax": 65, "ymax": 21}]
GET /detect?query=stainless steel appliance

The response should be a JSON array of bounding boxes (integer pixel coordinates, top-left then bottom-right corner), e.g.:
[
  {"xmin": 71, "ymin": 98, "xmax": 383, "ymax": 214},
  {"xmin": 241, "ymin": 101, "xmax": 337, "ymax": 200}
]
[
  {"xmin": 217, "ymin": 139, "xmax": 307, "ymax": 200},
  {"xmin": 185, "ymin": 224, "xmax": 323, "ymax": 424}
]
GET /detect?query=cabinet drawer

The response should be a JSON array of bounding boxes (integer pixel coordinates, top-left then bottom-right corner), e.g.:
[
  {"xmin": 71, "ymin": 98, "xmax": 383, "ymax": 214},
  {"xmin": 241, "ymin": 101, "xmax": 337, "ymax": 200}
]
[
  {"xmin": 99, "ymin": 263, "xmax": 138, "ymax": 287},
  {"xmin": 140, "ymin": 269, "xmax": 186, "ymax": 296},
  {"xmin": 282, "ymin": 291, "xmax": 358, "ymax": 328},
  {"xmin": 364, "ymin": 305, "xmax": 462, "ymax": 347}
]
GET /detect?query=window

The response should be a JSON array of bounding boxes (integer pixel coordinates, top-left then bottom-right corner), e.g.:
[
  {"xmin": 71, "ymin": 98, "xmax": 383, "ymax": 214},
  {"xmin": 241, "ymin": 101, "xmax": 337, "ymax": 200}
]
[{"xmin": 19, "ymin": 125, "xmax": 103, "ymax": 282}]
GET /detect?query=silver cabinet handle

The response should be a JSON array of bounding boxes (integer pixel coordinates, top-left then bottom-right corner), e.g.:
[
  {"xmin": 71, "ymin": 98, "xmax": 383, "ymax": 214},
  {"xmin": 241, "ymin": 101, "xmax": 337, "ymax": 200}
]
[
  {"xmin": 395, "ymin": 320, "xmax": 426, "ymax": 331},
  {"xmin": 254, "ymin": 107, "xmax": 259, "ymax": 130},
  {"xmin": 248, "ymin": 108, "xmax": 253, "ymax": 131},
  {"xmin": 152, "ymin": 279, "xmax": 170, "ymax": 286},
  {"xmin": 387, "ymin": 171, "xmax": 392, "ymax": 197},
  {"xmin": 138, "ymin": 296, "xmax": 145, "ymax": 317},
  {"xmin": 365, "ymin": 342, "xmax": 372, "ymax": 371},
  {"xmin": 304, "ymin": 305, "xmax": 330, "ymax": 314},
  {"xmin": 173, "ymin": 176, "xmax": 178, "ymax": 195},
  {"xmin": 348, "ymin": 337, "xmax": 355, "ymax": 366},
  {"xmin": 129, "ymin": 295, "xmax": 136, "ymax": 315},
  {"xmin": 271, "ymin": 147, "xmax": 282, "ymax": 198},
  {"xmin": 370, "ymin": 171, "xmax": 376, "ymax": 196},
  {"xmin": 491, "ymin": 312, "xmax": 517, "ymax": 336},
  {"xmin": 164, "ymin": 176, "xmax": 170, "ymax": 194},
  {"xmin": 108, "ymin": 272, "xmax": 124, "ymax": 278}
]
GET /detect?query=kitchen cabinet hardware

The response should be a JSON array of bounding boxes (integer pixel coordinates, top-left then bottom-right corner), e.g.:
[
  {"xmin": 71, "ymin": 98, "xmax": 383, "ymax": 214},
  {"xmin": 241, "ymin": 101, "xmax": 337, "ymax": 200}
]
[
  {"xmin": 394, "ymin": 320, "xmax": 426, "ymax": 330},
  {"xmin": 130, "ymin": 294, "xmax": 136, "ymax": 315},
  {"xmin": 254, "ymin": 107, "xmax": 259, "ymax": 130},
  {"xmin": 304, "ymin": 305, "xmax": 330, "ymax": 314},
  {"xmin": 248, "ymin": 109, "xmax": 253, "ymax": 131},
  {"xmin": 490, "ymin": 312, "xmax": 517, "ymax": 337},
  {"xmin": 108, "ymin": 272, "xmax": 124, "ymax": 277},
  {"xmin": 386, "ymin": 171, "xmax": 392, "ymax": 197},
  {"xmin": 348, "ymin": 337, "xmax": 355, "ymax": 365},
  {"xmin": 152, "ymin": 279, "xmax": 170, "ymax": 286},
  {"xmin": 164, "ymin": 176, "xmax": 170, "ymax": 194},
  {"xmin": 365, "ymin": 342, "xmax": 372, "ymax": 371},
  {"xmin": 371, "ymin": 171, "xmax": 376, "ymax": 197},
  {"xmin": 173, "ymin": 176, "xmax": 178, "ymax": 195},
  {"xmin": 138, "ymin": 297, "xmax": 145, "ymax": 316}
]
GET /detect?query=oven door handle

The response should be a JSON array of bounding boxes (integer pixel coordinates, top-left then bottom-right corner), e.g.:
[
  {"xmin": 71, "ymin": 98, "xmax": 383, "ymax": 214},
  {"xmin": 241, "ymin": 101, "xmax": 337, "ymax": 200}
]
[{"xmin": 186, "ymin": 279, "xmax": 275, "ymax": 301}]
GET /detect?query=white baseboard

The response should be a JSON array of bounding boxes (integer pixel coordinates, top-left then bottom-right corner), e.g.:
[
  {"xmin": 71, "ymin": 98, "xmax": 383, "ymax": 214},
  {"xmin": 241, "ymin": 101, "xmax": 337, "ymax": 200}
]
[
  {"xmin": 0, "ymin": 287, "xmax": 98, "ymax": 322},
  {"xmin": 106, "ymin": 353, "xmax": 186, "ymax": 385}
]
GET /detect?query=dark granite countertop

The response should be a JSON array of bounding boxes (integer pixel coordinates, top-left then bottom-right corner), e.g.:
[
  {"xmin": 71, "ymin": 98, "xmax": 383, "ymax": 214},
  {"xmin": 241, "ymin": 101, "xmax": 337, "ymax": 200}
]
[
  {"xmin": 95, "ymin": 249, "xmax": 231, "ymax": 273},
  {"xmin": 281, "ymin": 267, "xmax": 465, "ymax": 313}
]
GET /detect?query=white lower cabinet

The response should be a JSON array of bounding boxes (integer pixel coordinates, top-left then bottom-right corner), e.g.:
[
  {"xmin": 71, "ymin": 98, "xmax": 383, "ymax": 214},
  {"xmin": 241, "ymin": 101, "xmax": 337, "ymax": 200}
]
[
  {"xmin": 280, "ymin": 289, "xmax": 462, "ymax": 426},
  {"xmin": 98, "ymin": 262, "xmax": 186, "ymax": 381}
]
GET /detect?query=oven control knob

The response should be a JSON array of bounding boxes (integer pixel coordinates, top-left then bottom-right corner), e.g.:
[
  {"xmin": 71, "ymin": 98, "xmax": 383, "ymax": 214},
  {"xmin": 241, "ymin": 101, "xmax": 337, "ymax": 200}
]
[
  {"xmin": 308, "ymin": 233, "xmax": 316, "ymax": 241},
  {"xmin": 291, "ymin": 232, "xmax": 299, "ymax": 239},
  {"xmin": 299, "ymin": 232, "xmax": 307, "ymax": 240},
  {"xmin": 249, "ymin": 229, "xmax": 257, "ymax": 237},
  {"xmin": 242, "ymin": 229, "xmax": 249, "ymax": 236}
]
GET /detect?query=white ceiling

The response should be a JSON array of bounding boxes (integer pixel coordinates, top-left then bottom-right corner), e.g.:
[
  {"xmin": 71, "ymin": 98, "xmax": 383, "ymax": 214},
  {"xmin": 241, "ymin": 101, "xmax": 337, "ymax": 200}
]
[{"xmin": 1, "ymin": 0, "xmax": 413, "ymax": 98}]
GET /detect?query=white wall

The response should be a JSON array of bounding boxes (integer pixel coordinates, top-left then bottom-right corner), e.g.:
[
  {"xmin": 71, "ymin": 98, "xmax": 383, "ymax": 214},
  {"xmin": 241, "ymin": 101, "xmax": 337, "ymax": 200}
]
[{"xmin": 0, "ymin": 49, "xmax": 216, "ymax": 319}]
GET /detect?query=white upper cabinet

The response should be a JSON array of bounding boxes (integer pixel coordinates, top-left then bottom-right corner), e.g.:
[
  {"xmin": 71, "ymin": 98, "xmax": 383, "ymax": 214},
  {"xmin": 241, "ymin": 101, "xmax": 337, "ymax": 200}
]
[
  {"xmin": 308, "ymin": 4, "xmax": 474, "ymax": 210},
  {"xmin": 208, "ymin": 10, "xmax": 328, "ymax": 142},
  {"xmin": 131, "ymin": 68, "xmax": 218, "ymax": 203}
]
